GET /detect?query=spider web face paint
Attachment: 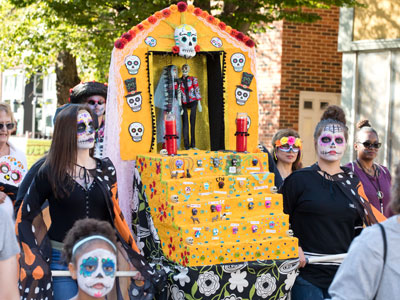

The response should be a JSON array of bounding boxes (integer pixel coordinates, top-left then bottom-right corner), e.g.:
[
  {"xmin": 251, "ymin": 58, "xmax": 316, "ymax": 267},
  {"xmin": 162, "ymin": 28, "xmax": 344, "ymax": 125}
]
[
  {"xmin": 318, "ymin": 125, "xmax": 346, "ymax": 161},
  {"xmin": 77, "ymin": 248, "xmax": 116, "ymax": 298}
]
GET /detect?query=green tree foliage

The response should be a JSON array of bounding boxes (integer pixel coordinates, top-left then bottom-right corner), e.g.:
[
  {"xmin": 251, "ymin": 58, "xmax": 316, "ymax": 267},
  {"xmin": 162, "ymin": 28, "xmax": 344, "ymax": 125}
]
[{"xmin": 1, "ymin": 0, "xmax": 362, "ymax": 102}]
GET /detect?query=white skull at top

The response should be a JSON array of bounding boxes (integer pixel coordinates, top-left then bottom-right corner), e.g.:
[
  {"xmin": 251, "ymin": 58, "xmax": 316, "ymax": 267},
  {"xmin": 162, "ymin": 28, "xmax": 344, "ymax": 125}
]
[
  {"xmin": 174, "ymin": 24, "xmax": 198, "ymax": 58},
  {"xmin": 231, "ymin": 53, "xmax": 246, "ymax": 72},
  {"xmin": 129, "ymin": 122, "xmax": 144, "ymax": 142},
  {"xmin": 124, "ymin": 55, "xmax": 141, "ymax": 75}
]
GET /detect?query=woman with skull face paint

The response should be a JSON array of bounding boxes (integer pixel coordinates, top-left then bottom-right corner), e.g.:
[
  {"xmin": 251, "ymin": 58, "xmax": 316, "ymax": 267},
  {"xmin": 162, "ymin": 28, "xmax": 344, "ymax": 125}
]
[
  {"xmin": 16, "ymin": 105, "xmax": 164, "ymax": 300},
  {"xmin": 281, "ymin": 106, "xmax": 382, "ymax": 300},
  {"xmin": 70, "ymin": 81, "xmax": 108, "ymax": 158},
  {"xmin": 63, "ymin": 219, "xmax": 118, "ymax": 300},
  {"xmin": 346, "ymin": 120, "xmax": 392, "ymax": 217}
]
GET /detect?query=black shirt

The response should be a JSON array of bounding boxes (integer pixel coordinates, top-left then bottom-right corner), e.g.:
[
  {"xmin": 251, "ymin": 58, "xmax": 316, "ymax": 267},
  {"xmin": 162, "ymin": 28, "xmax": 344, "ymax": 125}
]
[
  {"xmin": 25, "ymin": 161, "xmax": 111, "ymax": 243},
  {"xmin": 281, "ymin": 164, "xmax": 363, "ymax": 289}
]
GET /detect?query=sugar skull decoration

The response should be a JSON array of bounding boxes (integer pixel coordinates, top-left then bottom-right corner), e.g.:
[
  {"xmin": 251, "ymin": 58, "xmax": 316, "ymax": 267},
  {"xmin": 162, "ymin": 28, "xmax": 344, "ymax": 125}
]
[
  {"xmin": 0, "ymin": 156, "xmax": 26, "ymax": 186},
  {"xmin": 145, "ymin": 36, "xmax": 157, "ymax": 47},
  {"xmin": 129, "ymin": 122, "xmax": 144, "ymax": 142},
  {"xmin": 174, "ymin": 24, "xmax": 198, "ymax": 58},
  {"xmin": 124, "ymin": 55, "xmax": 141, "ymax": 75},
  {"xmin": 235, "ymin": 72, "xmax": 254, "ymax": 106},
  {"xmin": 231, "ymin": 53, "xmax": 246, "ymax": 72},
  {"xmin": 210, "ymin": 37, "xmax": 223, "ymax": 48},
  {"xmin": 124, "ymin": 78, "xmax": 142, "ymax": 112}
]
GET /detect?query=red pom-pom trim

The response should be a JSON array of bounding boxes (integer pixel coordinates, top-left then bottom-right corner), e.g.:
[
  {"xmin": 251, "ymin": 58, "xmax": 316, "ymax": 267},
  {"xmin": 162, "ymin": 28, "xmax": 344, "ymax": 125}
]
[
  {"xmin": 206, "ymin": 15, "xmax": 215, "ymax": 23},
  {"xmin": 218, "ymin": 22, "xmax": 226, "ymax": 30},
  {"xmin": 114, "ymin": 39, "xmax": 125, "ymax": 49},
  {"xmin": 242, "ymin": 35, "xmax": 250, "ymax": 43},
  {"xmin": 195, "ymin": 45, "xmax": 200, "ymax": 52},
  {"xmin": 162, "ymin": 8, "xmax": 171, "ymax": 17},
  {"xmin": 148, "ymin": 16, "xmax": 157, "ymax": 24},
  {"xmin": 121, "ymin": 32, "xmax": 133, "ymax": 42},
  {"xmin": 128, "ymin": 30, "xmax": 136, "ymax": 39},
  {"xmin": 137, "ymin": 24, "xmax": 145, "ymax": 31},
  {"xmin": 236, "ymin": 32, "xmax": 245, "ymax": 41},
  {"xmin": 245, "ymin": 39, "xmax": 255, "ymax": 48},
  {"xmin": 172, "ymin": 46, "xmax": 180, "ymax": 54},
  {"xmin": 194, "ymin": 8, "xmax": 202, "ymax": 16},
  {"xmin": 230, "ymin": 29, "xmax": 238, "ymax": 37},
  {"xmin": 177, "ymin": 2, "xmax": 187, "ymax": 12}
]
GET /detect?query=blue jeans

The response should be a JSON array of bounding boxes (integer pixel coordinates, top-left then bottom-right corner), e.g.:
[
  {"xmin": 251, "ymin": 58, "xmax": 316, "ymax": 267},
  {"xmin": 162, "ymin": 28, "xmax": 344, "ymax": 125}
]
[
  {"xmin": 50, "ymin": 248, "xmax": 78, "ymax": 300},
  {"xmin": 291, "ymin": 275, "xmax": 331, "ymax": 300}
]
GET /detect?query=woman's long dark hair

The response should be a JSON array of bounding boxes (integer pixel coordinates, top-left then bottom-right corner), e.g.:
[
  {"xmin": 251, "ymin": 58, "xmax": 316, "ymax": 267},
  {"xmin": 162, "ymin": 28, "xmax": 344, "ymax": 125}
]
[{"xmin": 43, "ymin": 104, "xmax": 95, "ymax": 198}]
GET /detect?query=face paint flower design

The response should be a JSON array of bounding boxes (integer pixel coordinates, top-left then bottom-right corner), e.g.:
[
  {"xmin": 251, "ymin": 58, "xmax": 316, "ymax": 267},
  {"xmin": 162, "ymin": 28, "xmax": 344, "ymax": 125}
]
[
  {"xmin": 317, "ymin": 126, "xmax": 346, "ymax": 161},
  {"xmin": 77, "ymin": 248, "xmax": 116, "ymax": 298},
  {"xmin": 77, "ymin": 111, "xmax": 95, "ymax": 149}
]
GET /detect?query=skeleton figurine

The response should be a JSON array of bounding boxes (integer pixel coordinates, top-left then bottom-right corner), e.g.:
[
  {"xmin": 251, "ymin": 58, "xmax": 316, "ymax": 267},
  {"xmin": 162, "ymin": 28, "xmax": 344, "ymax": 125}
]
[{"xmin": 178, "ymin": 64, "xmax": 202, "ymax": 150}]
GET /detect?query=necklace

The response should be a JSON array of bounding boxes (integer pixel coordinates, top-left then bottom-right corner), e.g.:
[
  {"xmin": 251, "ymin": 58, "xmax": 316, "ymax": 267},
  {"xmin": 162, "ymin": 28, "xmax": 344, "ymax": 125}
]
[{"xmin": 357, "ymin": 159, "xmax": 384, "ymax": 213}]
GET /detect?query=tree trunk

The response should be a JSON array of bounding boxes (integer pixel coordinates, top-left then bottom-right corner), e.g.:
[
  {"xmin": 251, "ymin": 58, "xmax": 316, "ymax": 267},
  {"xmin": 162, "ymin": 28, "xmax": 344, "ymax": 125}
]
[{"xmin": 55, "ymin": 51, "xmax": 80, "ymax": 105}]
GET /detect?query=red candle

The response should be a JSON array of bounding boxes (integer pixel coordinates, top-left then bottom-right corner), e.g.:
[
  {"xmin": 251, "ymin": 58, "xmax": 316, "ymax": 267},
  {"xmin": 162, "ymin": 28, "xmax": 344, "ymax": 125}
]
[
  {"xmin": 236, "ymin": 113, "xmax": 248, "ymax": 152},
  {"xmin": 165, "ymin": 114, "xmax": 178, "ymax": 155}
]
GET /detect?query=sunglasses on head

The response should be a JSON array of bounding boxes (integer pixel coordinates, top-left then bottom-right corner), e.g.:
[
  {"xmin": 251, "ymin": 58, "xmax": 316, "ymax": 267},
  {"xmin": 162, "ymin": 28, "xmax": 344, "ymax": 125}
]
[
  {"xmin": 358, "ymin": 141, "xmax": 381, "ymax": 149},
  {"xmin": 87, "ymin": 99, "xmax": 105, "ymax": 106},
  {"xmin": 0, "ymin": 123, "xmax": 15, "ymax": 130},
  {"xmin": 278, "ymin": 144, "xmax": 300, "ymax": 153}
]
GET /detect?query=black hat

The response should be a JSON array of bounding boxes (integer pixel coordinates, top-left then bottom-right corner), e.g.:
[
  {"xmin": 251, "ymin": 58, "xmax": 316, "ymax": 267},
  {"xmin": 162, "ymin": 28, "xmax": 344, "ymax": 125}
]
[{"xmin": 69, "ymin": 81, "xmax": 108, "ymax": 104}]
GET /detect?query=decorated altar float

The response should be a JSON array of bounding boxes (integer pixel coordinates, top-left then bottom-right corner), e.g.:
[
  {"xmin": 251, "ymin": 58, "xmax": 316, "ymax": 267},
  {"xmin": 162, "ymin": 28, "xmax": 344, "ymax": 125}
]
[{"xmin": 105, "ymin": 2, "xmax": 299, "ymax": 299}]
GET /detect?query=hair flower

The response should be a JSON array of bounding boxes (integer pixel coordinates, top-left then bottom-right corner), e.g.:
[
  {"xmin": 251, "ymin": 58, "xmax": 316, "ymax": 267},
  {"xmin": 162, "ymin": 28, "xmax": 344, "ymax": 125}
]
[
  {"xmin": 275, "ymin": 140, "xmax": 282, "ymax": 147},
  {"xmin": 280, "ymin": 137, "xmax": 288, "ymax": 145},
  {"xmin": 294, "ymin": 138, "xmax": 302, "ymax": 148},
  {"xmin": 287, "ymin": 136, "xmax": 296, "ymax": 145}
]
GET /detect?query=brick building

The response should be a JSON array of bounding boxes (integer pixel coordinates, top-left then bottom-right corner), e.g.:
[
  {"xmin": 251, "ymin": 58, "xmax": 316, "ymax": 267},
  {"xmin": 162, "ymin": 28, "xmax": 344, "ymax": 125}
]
[{"xmin": 257, "ymin": 7, "xmax": 342, "ymax": 166}]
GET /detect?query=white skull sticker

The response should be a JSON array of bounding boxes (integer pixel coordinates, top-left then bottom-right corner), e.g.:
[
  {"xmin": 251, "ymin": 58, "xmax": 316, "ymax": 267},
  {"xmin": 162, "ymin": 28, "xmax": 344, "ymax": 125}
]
[
  {"xmin": 126, "ymin": 93, "xmax": 142, "ymax": 112},
  {"xmin": 174, "ymin": 24, "xmax": 198, "ymax": 58},
  {"xmin": 145, "ymin": 36, "xmax": 157, "ymax": 47},
  {"xmin": 129, "ymin": 122, "xmax": 144, "ymax": 142},
  {"xmin": 124, "ymin": 55, "xmax": 141, "ymax": 75},
  {"xmin": 235, "ymin": 86, "xmax": 251, "ymax": 106},
  {"xmin": 210, "ymin": 37, "xmax": 223, "ymax": 48},
  {"xmin": 231, "ymin": 53, "xmax": 246, "ymax": 72}
]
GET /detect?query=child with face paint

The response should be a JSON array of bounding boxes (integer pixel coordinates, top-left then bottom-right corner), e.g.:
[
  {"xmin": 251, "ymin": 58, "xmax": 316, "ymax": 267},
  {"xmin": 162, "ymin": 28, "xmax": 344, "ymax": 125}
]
[
  {"xmin": 70, "ymin": 81, "xmax": 108, "ymax": 159},
  {"xmin": 281, "ymin": 105, "xmax": 382, "ymax": 300},
  {"xmin": 63, "ymin": 219, "xmax": 117, "ymax": 300},
  {"xmin": 16, "ymin": 104, "xmax": 164, "ymax": 300},
  {"xmin": 346, "ymin": 120, "xmax": 392, "ymax": 217},
  {"xmin": 271, "ymin": 129, "xmax": 303, "ymax": 185}
]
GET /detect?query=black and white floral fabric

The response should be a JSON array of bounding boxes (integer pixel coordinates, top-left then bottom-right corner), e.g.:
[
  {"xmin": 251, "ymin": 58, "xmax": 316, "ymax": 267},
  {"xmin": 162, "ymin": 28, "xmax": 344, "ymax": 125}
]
[{"xmin": 132, "ymin": 167, "xmax": 299, "ymax": 300}]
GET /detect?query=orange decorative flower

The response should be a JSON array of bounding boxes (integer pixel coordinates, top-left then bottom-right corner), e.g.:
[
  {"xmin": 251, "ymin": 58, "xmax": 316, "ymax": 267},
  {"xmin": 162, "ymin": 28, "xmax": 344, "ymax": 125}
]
[
  {"xmin": 142, "ymin": 20, "xmax": 150, "ymax": 28},
  {"xmin": 170, "ymin": 4, "xmax": 178, "ymax": 12},
  {"xmin": 201, "ymin": 11, "xmax": 209, "ymax": 18},
  {"xmin": 225, "ymin": 26, "xmax": 232, "ymax": 34},
  {"xmin": 187, "ymin": 4, "xmax": 195, "ymax": 13},
  {"xmin": 137, "ymin": 24, "xmax": 145, "ymax": 31},
  {"xmin": 155, "ymin": 11, "xmax": 164, "ymax": 19}
]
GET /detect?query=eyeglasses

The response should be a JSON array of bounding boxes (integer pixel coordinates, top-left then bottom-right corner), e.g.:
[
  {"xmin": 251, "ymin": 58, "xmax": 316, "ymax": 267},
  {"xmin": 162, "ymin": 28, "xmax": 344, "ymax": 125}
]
[
  {"xmin": 87, "ymin": 99, "xmax": 105, "ymax": 106},
  {"xmin": 358, "ymin": 141, "xmax": 381, "ymax": 149},
  {"xmin": 278, "ymin": 144, "xmax": 300, "ymax": 153},
  {"xmin": 0, "ymin": 123, "xmax": 15, "ymax": 130}
]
